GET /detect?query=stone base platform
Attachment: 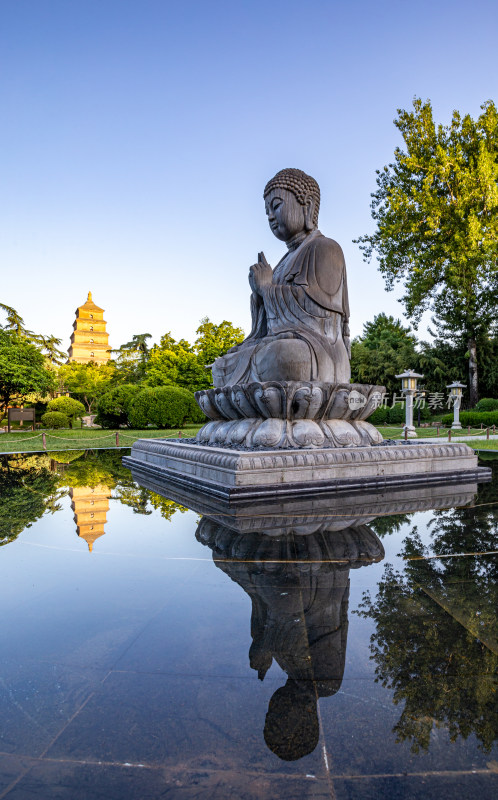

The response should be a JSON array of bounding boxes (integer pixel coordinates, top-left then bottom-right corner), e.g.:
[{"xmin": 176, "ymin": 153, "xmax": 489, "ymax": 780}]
[{"xmin": 123, "ymin": 439, "xmax": 490, "ymax": 501}]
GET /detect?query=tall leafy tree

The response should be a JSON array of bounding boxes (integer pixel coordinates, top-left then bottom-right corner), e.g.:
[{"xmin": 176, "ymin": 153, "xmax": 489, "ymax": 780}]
[
  {"xmin": 0, "ymin": 330, "xmax": 54, "ymax": 412},
  {"xmin": 356, "ymin": 98, "xmax": 498, "ymax": 405},
  {"xmin": 1, "ymin": 302, "xmax": 65, "ymax": 364},
  {"xmin": 57, "ymin": 361, "xmax": 117, "ymax": 413},
  {"xmin": 145, "ymin": 320, "xmax": 245, "ymax": 393},
  {"xmin": 194, "ymin": 317, "xmax": 245, "ymax": 367},
  {"xmin": 113, "ymin": 333, "xmax": 152, "ymax": 381},
  {"xmin": 350, "ymin": 313, "xmax": 420, "ymax": 396}
]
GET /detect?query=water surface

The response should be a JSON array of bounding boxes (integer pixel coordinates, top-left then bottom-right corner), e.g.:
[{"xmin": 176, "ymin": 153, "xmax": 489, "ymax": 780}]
[{"xmin": 0, "ymin": 449, "xmax": 497, "ymax": 799}]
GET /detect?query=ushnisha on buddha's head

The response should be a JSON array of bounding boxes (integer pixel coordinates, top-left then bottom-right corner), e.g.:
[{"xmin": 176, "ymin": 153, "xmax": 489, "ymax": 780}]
[{"xmin": 264, "ymin": 168, "xmax": 320, "ymax": 243}]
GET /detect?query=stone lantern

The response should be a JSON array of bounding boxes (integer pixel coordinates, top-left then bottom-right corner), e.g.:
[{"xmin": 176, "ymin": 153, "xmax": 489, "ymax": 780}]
[
  {"xmin": 396, "ymin": 370, "xmax": 424, "ymax": 438},
  {"xmin": 446, "ymin": 381, "xmax": 466, "ymax": 430}
]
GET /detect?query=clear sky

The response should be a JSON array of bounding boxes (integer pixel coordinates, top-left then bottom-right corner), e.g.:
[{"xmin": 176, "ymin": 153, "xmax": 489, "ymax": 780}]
[{"xmin": 1, "ymin": 0, "xmax": 496, "ymax": 353}]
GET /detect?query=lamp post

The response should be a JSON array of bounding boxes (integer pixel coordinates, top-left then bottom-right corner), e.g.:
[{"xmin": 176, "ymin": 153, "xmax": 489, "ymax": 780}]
[
  {"xmin": 396, "ymin": 370, "xmax": 424, "ymax": 439},
  {"xmin": 446, "ymin": 381, "xmax": 466, "ymax": 430}
]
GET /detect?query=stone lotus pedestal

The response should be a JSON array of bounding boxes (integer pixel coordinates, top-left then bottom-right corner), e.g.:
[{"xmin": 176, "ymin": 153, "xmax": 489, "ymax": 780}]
[
  {"xmin": 194, "ymin": 381, "xmax": 384, "ymax": 449},
  {"xmin": 123, "ymin": 379, "xmax": 490, "ymax": 500}
]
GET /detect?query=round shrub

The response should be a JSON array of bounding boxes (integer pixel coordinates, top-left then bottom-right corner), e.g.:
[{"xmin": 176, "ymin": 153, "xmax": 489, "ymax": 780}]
[
  {"xmin": 128, "ymin": 386, "xmax": 203, "ymax": 429},
  {"xmin": 475, "ymin": 397, "xmax": 498, "ymax": 413},
  {"xmin": 41, "ymin": 411, "xmax": 69, "ymax": 429},
  {"xmin": 96, "ymin": 384, "xmax": 142, "ymax": 428},
  {"xmin": 368, "ymin": 405, "xmax": 389, "ymax": 425},
  {"xmin": 47, "ymin": 397, "xmax": 86, "ymax": 428}
]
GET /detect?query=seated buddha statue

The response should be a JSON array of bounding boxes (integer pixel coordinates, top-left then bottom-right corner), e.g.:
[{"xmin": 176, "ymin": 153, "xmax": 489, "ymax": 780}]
[{"xmin": 211, "ymin": 168, "xmax": 351, "ymax": 387}]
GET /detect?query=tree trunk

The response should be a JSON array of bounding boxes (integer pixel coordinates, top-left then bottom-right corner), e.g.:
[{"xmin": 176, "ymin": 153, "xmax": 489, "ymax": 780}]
[{"xmin": 468, "ymin": 337, "xmax": 478, "ymax": 407}]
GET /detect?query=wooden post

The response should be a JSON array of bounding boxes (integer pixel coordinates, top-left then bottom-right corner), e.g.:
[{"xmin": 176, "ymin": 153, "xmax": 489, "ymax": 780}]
[
  {"xmin": 487, "ymin": 427, "xmax": 490, "ymax": 440},
  {"xmin": 404, "ymin": 426, "xmax": 407, "ymax": 441},
  {"xmin": 115, "ymin": 431, "xmax": 119, "ymax": 447},
  {"xmin": 437, "ymin": 426, "xmax": 440, "ymax": 437},
  {"xmin": 448, "ymin": 429, "xmax": 451, "ymax": 442},
  {"xmin": 178, "ymin": 431, "xmax": 182, "ymax": 439},
  {"xmin": 42, "ymin": 432, "xmax": 47, "ymax": 451}
]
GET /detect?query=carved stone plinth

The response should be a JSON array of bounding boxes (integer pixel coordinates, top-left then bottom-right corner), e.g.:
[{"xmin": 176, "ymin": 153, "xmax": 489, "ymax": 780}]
[
  {"xmin": 195, "ymin": 381, "xmax": 384, "ymax": 449},
  {"xmin": 123, "ymin": 439, "xmax": 490, "ymax": 501}
]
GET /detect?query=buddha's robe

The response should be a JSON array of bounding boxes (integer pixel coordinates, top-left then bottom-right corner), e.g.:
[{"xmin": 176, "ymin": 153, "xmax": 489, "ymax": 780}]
[{"xmin": 212, "ymin": 229, "xmax": 351, "ymax": 387}]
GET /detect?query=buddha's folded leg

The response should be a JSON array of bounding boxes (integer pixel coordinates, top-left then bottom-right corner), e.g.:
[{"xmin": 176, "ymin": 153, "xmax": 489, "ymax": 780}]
[{"xmin": 253, "ymin": 338, "xmax": 314, "ymax": 382}]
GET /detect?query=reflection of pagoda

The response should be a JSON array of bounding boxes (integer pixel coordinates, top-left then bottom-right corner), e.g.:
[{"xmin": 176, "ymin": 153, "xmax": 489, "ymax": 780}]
[
  {"xmin": 70, "ymin": 484, "xmax": 112, "ymax": 552},
  {"xmin": 68, "ymin": 291, "xmax": 110, "ymax": 364}
]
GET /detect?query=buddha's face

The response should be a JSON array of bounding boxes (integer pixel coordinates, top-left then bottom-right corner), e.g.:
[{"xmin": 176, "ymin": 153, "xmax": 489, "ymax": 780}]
[{"xmin": 265, "ymin": 188, "xmax": 307, "ymax": 242}]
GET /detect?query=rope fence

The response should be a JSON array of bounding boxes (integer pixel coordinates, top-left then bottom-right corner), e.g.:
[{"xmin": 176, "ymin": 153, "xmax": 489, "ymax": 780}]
[
  {"xmin": 0, "ymin": 426, "xmax": 496, "ymax": 452},
  {"xmin": 0, "ymin": 429, "xmax": 189, "ymax": 452}
]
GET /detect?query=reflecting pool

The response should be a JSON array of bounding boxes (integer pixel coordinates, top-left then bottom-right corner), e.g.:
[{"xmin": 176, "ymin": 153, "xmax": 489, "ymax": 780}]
[{"xmin": 0, "ymin": 449, "xmax": 498, "ymax": 799}]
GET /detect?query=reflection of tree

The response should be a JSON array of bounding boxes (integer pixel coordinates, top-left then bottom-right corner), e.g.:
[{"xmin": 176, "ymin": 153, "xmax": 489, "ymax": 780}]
[
  {"xmin": 148, "ymin": 492, "xmax": 188, "ymax": 522},
  {"xmin": 115, "ymin": 485, "xmax": 152, "ymax": 515},
  {"xmin": 55, "ymin": 450, "xmax": 187, "ymax": 521},
  {"xmin": 369, "ymin": 513, "xmax": 412, "ymax": 538},
  {"xmin": 0, "ymin": 455, "xmax": 64, "ymax": 546},
  {"xmin": 357, "ymin": 481, "xmax": 498, "ymax": 753},
  {"xmin": 58, "ymin": 449, "xmax": 129, "ymax": 489}
]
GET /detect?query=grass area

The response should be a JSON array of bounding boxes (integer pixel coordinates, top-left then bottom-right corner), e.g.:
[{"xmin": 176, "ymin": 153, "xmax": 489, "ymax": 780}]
[
  {"xmin": 470, "ymin": 440, "xmax": 498, "ymax": 453},
  {"xmin": 1, "ymin": 422, "xmax": 496, "ymax": 455},
  {"xmin": 0, "ymin": 426, "xmax": 203, "ymax": 454},
  {"xmin": 378, "ymin": 425, "xmax": 497, "ymax": 440}
]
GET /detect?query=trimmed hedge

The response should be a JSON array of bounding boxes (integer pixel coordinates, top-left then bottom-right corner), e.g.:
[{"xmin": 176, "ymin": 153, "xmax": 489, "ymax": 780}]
[
  {"xmin": 41, "ymin": 411, "xmax": 69, "ymax": 429},
  {"xmin": 441, "ymin": 410, "xmax": 498, "ymax": 427},
  {"xmin": 128, "ymin": 386, "xmax": 205, "ymax": 429},
  {"xmin": 96, "ymin": 384, "xmax": 143, "ymax": 428},
  {"xmin": 47, "ymin": 397, "xmax": 85, "ymax": 427},
  {"xmin": 369, "ymin": 403, "xmax": 432, "ymax": 426},
  {"xmin": 475, "ymin": 398, "xmax": 498, "ymax": 413}
]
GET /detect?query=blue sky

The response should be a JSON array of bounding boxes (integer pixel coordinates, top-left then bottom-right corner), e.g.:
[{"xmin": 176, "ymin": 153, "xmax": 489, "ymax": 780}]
[{"xmin": 1, "ymin": 0, "xmax": 496, "ymax": 353}]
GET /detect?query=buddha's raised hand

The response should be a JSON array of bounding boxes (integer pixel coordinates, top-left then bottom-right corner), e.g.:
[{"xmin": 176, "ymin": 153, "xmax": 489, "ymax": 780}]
[{"xmin": 249, "ymin": 251, "xmax": 272, "ymax": 294}]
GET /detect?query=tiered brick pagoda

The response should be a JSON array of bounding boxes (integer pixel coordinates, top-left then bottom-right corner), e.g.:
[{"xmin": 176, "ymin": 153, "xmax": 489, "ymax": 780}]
[{"xmin": 68, "ymin": 291, "xmax": 110, "ymax": 364}]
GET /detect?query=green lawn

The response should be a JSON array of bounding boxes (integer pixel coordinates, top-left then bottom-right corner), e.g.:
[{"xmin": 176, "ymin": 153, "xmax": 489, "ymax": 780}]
[
  {"xmin": 378, "ymin": 425, "xmax": 497, "ymax": 440},
  {"xmin": 0, "ymin": 422, "xmax": 496, "ymax": 455},
  {"xmin": 470, "ymin": 440, "xmax": 498, "ymax": 453},
  {"xmin": 0, "ymin": 426, "xmax": 203, "ymax": 454}
]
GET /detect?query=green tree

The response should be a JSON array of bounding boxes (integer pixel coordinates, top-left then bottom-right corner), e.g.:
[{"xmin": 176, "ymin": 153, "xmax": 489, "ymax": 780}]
[
  {"xmin": 0, "ymin": 329, "xmax": 54, "ymax": 413},
  {"xmin": 113, "ymin": 333, "xmax": 152, "ymax": 382},
  {"xmin": 1, "ymin": 302, "xmax": 65, "ymax": 364},
  {"xmin": 350, "ymin": 313, "xmax": 420, "ymax": 396},
  {"xmin": 96, "ymin": 384, "xmax": 142, "ymax": 428},
  {"xmin": 194, "ymin": 317, "xmax": 245, "ymax": 367},
  {"xmin": 145, "ymin": 333, "xmax": 211, "ymax": 393},
  {"xmin": 145, "ymin": 320, "xmax": 244, "ymax": 393},
  {"xmin": 356, "ymin": 98, "xmax": 498, "ymax": 406},
  {"xmin": 58, "ymin": 361, "xmax": 117, "ymax": 413}
]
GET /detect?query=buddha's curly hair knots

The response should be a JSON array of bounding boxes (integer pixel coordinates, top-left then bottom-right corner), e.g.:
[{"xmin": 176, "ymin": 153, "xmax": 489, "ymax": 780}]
[{"xmin": 264, "ymin": 168, "xmax": 320, "ymax": 226}]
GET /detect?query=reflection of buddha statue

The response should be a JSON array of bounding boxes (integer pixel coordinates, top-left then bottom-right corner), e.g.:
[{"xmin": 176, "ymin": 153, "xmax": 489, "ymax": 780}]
[
  {"xmin": 212, "ymin": 168, "xmax": 351, "ymax": 387},
  {"xmin": 197, "ymin": 518, "xmax": 384, "ymax": 761}
]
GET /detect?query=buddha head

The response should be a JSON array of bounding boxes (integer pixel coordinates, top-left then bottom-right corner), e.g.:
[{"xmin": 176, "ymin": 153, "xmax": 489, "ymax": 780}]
[
  {"xmin": 264, "ymin": 168, "xmax": 320, "ymax": 243},
  {"xmin": 264, "ymin": 679, "xmax": 319, "ymax": 760}
]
